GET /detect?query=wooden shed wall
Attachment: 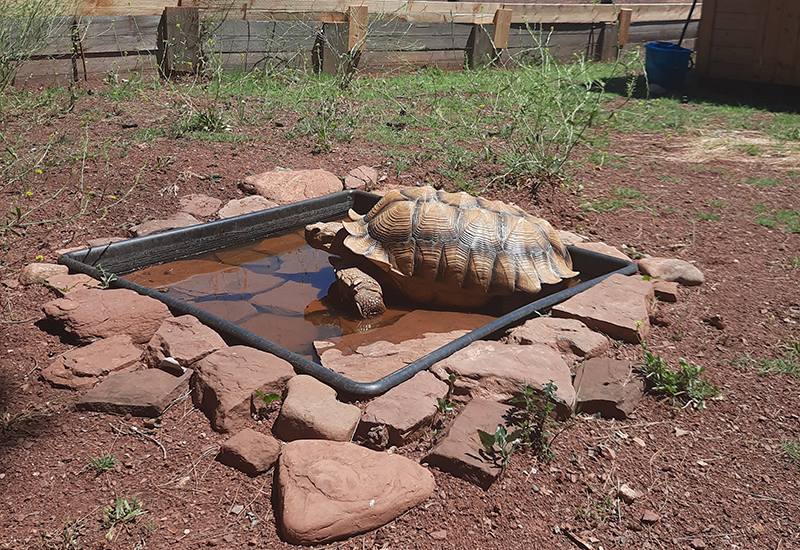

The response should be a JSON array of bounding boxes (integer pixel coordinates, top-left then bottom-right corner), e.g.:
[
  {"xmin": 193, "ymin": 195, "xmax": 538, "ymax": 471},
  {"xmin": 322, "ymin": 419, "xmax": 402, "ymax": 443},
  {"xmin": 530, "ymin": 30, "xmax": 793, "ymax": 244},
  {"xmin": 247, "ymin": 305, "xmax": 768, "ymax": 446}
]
[{"xmin": 696, "ymin": 0, "xmax": 800, "ymax": 86}]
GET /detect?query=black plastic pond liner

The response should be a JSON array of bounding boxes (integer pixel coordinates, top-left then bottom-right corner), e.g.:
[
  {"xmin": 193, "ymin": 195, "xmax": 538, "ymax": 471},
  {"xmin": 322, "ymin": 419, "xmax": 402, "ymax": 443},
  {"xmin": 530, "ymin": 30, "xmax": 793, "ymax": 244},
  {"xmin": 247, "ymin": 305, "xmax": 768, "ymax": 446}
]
[{"xmin": 59, "ymin": 190, "xmax": 637, "ymax": 398}]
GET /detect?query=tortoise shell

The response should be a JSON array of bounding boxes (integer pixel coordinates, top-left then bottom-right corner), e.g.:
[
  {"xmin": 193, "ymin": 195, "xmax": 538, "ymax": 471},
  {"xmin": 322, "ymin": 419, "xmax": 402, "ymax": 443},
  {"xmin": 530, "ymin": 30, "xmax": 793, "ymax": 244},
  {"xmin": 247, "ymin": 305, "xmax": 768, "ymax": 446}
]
[{"xmin": 340, "ymin": 187, "xmax": 577, "ymax": 299}]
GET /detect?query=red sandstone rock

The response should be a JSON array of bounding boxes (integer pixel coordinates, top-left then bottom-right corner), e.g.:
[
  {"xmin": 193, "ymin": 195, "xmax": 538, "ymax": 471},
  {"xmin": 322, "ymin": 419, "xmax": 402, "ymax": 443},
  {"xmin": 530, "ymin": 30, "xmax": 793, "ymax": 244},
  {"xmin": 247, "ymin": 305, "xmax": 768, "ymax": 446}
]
[
  {"xmin": 41, "ymin": 287, "xmax": 171, "ymax": 344},
  {"xmin": 573, "ymin": 358, "xmax": 644, "ymax": 420},
  {"xmin": 506, "ymin": 316, "xmax": 609, "ymax": 359},
  {"xmin": 432, "ymin": 341, "xmax": 575, "ymax": 417},
  {"xmin": 217, "ymin": 428, "xmax": 282, "ymax": 477},
  {"xmin": 217, "ymin": 196, "xmax": 279, "ymax": 218},
  {"xmin": 273, "ymin": 375, "xmax": 361, "ymax": 442},
  {"xmin": 277, "ymin": 439, "xmax": 435, "ymax": 545},
  {"xmin": 423, "ymin": 399, "xmax": 512, "ymax": 490},
  {"xmin": 19, "ymin": 263, "xmax": 68, "ymax": 285},
  {"xmin": 344, "ymin": 165, "xmax": 378, "ymax": 190},
  {"xmin": 179, "ymin": 194, "xmax": 222, "ymax": 218},
  {"xmin": 551, "ymin": 273, "xmax": 654, "ymax": 343},
  {"xmin": 77, "ymin": 368, "xmax": 192, "ymax": 417},
  {"xmin": 192, "ymin": 346, "xmax": 295, "ymax": 433},
  {"xmin": 574, "ymin": 241, "xmax": 631, "ymax": 261},
  {"xmin": 45, "ymin": 273, "xmax": 95, "ymax": 296},
  {"xmin": 240, "ymin": 169, "xmax": 342, "ymax": 205},
  {"xmin": 145, "ymin": 315, "xmax": 227, "ymax": 368},
  {"xmin": 360, "ymin": 371, "xmax": 448, "ymax": 446},
  {"xmin": 129, "ymin": 212, "xmax": 200, "ymax": 237},
  {"xmin": 637, "ymin": 257, "xmax": 704, "ymax": 286},
  {"xmin": 652, "ymin": 280, "xmax": 680, "ymax": 302},
  {"xmin": 41, "ymin": 334, "xmax": 142, "ymax": 390}
]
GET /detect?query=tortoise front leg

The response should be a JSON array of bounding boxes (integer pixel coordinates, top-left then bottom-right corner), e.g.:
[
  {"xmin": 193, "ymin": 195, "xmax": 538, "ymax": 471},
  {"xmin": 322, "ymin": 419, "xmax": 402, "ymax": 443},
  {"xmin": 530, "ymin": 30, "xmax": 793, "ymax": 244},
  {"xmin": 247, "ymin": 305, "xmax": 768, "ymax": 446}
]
[{"xmin": 332, "ymin": 259, "xmax": 386, "ymax": 318}]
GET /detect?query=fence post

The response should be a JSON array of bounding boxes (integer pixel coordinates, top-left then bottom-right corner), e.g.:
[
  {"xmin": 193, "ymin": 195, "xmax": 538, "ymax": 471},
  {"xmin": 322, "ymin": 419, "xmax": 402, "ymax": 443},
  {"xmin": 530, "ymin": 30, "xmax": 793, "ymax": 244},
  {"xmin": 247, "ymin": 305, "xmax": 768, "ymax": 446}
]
[
  {"xmin": 598, "ymin": 22, "xmax": 618, "ymax": 61},
  {"xmin": 313, "ymin": 6, "xmax": 367, "ymax": 76},
  {"xmin": 492, "ymin": 8, "xmax": 512, "ymax": 64},
  {"xmin": 157, "ymin": 6, "xmax": 201, "ymax": 78},
  {"xmin": 618, "ymin": 8, "xmax": 633, "ymax": 49},
  {"xmin": 466, "ymin": 9, "xmax": 512, "ymax": 69}
]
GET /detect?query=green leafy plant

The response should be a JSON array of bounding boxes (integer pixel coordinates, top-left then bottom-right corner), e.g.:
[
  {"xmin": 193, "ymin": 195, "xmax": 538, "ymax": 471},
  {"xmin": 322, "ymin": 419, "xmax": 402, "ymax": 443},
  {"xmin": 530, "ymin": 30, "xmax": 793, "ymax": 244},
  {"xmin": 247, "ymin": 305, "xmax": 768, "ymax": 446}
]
[
  {"xmin": 436, "ymin": 373, "xmax": 458, "ymax": 423},
  {"xmin": 87, "ymin": 453, "xmax": 117, "ymax": 473},
  {"xmin": 103, "ymin": 496, "xmax": 144, "ymax": 541},
  {"xmin": 477, "ymin": 423, "xmax": 522, "ymax": 474},
  {"xmin": 509, "ymin": 381, "xmax": 560, "ymax": 461},
  {"xmin": 254, "ymin": 389, "xmax": 281, "ymax": 406},
  {"xmin": 93, "ymin": 264, "xmax": 117, "ymax": 289},
  {"xmin": 640, "ymin": 342, "xmax": 719, "ymax": 410}
]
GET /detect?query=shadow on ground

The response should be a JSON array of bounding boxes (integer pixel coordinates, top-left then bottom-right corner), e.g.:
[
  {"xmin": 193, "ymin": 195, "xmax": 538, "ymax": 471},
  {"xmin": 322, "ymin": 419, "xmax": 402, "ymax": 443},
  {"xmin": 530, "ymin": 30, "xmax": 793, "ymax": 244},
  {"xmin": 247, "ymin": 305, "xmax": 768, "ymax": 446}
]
[{"xmin": 599, "ymin": 74, "xmax": 800, "ymax": 115}]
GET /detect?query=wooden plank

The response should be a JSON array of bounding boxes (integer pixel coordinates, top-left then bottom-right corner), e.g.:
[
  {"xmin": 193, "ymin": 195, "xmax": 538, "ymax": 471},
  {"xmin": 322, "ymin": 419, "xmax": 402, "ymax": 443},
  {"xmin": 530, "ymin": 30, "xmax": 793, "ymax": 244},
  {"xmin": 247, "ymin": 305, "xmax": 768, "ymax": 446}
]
[
  {"xmin": 80, "ymin": 0, "xmax": 178, "ymax": 17},
  {"xmin": 492, "ymin": 9, "xmax": 512, "ymax": 49},
  {"xmin": 78, "ymin": 15, "xmax": 160, "ymax": 54},
  {"xmin": 710, "ymin": 29, "xmax": 761, "ymax": 49},
  {"xmin": 708, "ymin": 45, "xmax": 758, "ymax": 67},
  {"xmin": 360, "ymin": 49, "xmax": 465, "ymax": 70},
  {"xmin": 365, "ymin": 22, "xmax": 472, "ymax": 51},
  {"xmin": 348, "ymin": 5, "xmax": 368, "ymax": 50},
  {"xmin": 157, "ymin": 7, "xmax": 200, "ymax": 76},
  {"xmin": 598, "ymin": 22, "xmax": 616, "ymax": 61},
  {"xmin": 711, "ymin": 13, "xmax": 756, "ymax": 31},
  {"xmin": 618, "ymin": 8, "xmax": 632, "ymax": 47},
  {"xmin": 182, "ymin": 2, "xmax": 700, "ymax": 25},
  {"xmin": 759, "ymin": 0, "xmax": 786, "ymax": 82},
  {"xmin": 774, "ymin": 0, "xmax": 800, "ymax": 85},
  {"xmin": 714, "ymin": 0, "xmax": 760, "ymax": 15},
  {"xmin": 205, "ymin": 20, "xmax": 316, "ymax": 54}
]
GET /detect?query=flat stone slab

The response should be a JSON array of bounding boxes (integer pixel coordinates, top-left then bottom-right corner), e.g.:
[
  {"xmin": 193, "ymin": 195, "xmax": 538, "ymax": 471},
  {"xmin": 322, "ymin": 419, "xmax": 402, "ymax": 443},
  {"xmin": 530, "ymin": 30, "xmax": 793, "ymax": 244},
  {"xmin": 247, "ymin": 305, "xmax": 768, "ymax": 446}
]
[
  {"xmin": 360, "ymin": 371, "xmax": 449, "ymax": 447},
  {"xmin": 129, "ymin": 212, "xmax": 200, "ymax": 237},
  {"xmin": 217, "ymin": 195, "xmax": 279, "ymax": 219},
  {"xmin": 506, "ymin": 317, "xmax": 609, "ymax": 359},
  {"xmin": 423, "ymin": 399, "xmax": 512, "ymax": 490},
  {"xmin": 277, "ymin": 439, "xmax": 435, "ymax": 545},
  {"xmin": 192, "ymin": 346, "xmax": 295, "ymax": 433},
  {"xmin": 431, "ymin": 341, "xmax": 575, "ymax": 417},
  {"xmin": 273, "ymin": 375, "xmax": 361, "ymax": 442},
  {"xmin": 315, "ymin": 310, "xmax": 495, "ymax": 383},
  {"xmin": 20, "ymin": 263, "xmax": 68, "ymax": 286},
  {"xmin": 145, "ymin": 315, "xmax": 227, "ymax": 368},
  {"xmin": 41, "ymin": 334, "xmax": 142, "ymax": 390},
  {"xmin": 637, "ymin": 257, "xmax": 704, "ymax": 286},
  {"xmin": 217, "ymin": 428, "xmax": 282, "ymax": 477},
  {"xmin": 344, "ymin": 165, "xmax": 378, "ymax": 190},
  {"xmin": 574, "ymin": 358, "xmax": 644, "ymax": 420},
  {"xmin": 240, "ymin": 169, "xmax": 342, "ymax": 205},
  {"xmin": 42, "ymin": 287, "xmax": 171, "ymax": 344},
  {"xmin": 85, "ymin": 236, "xmax": 125, "ymax": 248},
  {"xmin": 179, "ymin": 194, "xmax": 222, "ymax": 218},
  {"xmin": 77, "ymin": 368, "xmax": 192, "ymax": 417},
  {"xmin": 552, "ymin": 273, "xmax": 654, "ymax": 343},
  {"xmin": 45, "ymin": 273, "xmax": 95, "ymax": 296}
]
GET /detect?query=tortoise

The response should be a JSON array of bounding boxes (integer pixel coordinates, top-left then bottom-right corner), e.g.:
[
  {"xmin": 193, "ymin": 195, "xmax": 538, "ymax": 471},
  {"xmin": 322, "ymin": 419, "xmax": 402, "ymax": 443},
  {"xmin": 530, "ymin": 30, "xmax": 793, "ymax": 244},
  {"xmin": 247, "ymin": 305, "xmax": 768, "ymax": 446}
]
[{"xmin": 305, "ymin": 186, "xmax": 577, "ymax": 317}]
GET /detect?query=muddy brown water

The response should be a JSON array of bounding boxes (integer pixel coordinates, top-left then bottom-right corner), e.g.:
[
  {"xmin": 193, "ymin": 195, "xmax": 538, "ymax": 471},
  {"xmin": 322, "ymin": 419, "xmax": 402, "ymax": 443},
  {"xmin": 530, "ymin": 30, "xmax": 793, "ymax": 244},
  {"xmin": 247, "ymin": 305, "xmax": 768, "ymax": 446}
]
[{"xmin": 127, "ymin": 229, "xmax": 577, "ymax": 358}]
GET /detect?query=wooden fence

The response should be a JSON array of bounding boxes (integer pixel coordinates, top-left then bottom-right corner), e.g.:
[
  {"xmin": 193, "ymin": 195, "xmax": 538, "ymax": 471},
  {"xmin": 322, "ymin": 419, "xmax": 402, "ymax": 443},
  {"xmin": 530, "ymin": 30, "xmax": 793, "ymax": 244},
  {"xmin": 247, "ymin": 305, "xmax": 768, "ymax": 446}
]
[
  {"xmin": 16, "ymin": 2, "xmax": 702, "ymax": 85},
  {"xmin": 696, "ymin": 0, "xmax": 800, "ymax": 86}
]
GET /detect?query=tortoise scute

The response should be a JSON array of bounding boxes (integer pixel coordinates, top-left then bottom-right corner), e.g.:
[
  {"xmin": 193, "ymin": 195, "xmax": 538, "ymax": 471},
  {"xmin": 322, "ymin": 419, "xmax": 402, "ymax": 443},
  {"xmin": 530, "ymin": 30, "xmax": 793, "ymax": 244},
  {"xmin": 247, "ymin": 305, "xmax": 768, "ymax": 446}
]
[{"xmin": 340, "ymin": 187, "xmax": 577, "ymax": 302}]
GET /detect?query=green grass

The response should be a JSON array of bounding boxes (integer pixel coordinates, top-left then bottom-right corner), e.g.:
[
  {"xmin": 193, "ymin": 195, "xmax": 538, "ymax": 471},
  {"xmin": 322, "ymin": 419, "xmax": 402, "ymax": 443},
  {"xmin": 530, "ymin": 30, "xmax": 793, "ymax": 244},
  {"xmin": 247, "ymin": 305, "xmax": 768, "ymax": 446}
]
[
  {"xmin": 753, "ymin": 209, "xmax": 800, "ymax": 232},
  {"xmin": 706, "ymin": 199, "xmax": 728, "ymax": 208},
  {"xmin": 658, "ymin": 174, "xmax": 680, "ymax": 183},
  {"xmin": 744, "ymin": 177, "xmax": 781, "ymax": 188},
  {"xmin": 733, "ymin": 339, "xmax": 800, "ymax": 379},
  {"xmin": 783, "ymin": 439, "xmax": 800, "ymax": 466},
  {"xmin": 612, "ymin": 186, "xmax": 647, "ymax": 200},
  {"xmin": 581, "ymin": 197, "xmax": 632, "ymax": 213},
  {"xmin": 695, "ymin": 212, "xmax": 721, "ymax": 221}
]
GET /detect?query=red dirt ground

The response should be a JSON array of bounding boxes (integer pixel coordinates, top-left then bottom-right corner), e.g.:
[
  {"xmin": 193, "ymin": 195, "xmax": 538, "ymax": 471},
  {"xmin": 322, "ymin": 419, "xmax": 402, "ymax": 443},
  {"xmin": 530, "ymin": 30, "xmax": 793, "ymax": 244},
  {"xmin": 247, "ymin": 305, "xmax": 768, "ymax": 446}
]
[{"xmin": 1, "ymin": 74, "xmax": 799, "ymax": 550}]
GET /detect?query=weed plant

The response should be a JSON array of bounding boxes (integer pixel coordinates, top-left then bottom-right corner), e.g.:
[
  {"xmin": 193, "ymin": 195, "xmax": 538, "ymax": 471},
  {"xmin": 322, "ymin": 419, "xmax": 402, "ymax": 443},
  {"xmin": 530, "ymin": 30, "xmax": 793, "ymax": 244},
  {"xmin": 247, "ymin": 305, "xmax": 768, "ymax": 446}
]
[
  {"xmin": 640, "ymin": 342, "xmax": 719, "ymax": 410},
  {"xmin": 733, "ymin": 339, "xmax": 800, "ymax": 379},
  {"xmin": 103, "ymin": 496, "xmax": 144, "ymax": 541},
  {"xmin": 0, "ymin": 0, "xmax": 74, "ymax": 91},
  {"xmin": 783, "ymin": 438, "xmax": 800, "ymax": 466},
  {"xmin": 87, "ymin": 453, "xmax": 117, "ymax": 473},
  {"xmin": 509, "ymin": 381, "xmax": 561, "ymax": 461}
]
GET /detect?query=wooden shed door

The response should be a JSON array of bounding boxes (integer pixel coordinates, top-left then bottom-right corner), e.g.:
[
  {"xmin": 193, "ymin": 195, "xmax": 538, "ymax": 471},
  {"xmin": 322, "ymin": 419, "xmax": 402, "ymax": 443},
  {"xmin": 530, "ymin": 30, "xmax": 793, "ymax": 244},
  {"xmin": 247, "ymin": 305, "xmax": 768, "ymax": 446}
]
[{"xmin": 696, "ymin": 0, "xmax": 800, "ymax": 86}]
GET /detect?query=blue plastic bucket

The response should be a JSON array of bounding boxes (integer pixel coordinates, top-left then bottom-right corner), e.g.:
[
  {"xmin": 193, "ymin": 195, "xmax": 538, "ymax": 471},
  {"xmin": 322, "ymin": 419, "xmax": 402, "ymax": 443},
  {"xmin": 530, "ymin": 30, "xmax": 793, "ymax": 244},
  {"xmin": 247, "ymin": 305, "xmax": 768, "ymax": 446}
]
[{"xmin": 644, "ymin": 41, "xmax": 694, "ymax": 90}]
